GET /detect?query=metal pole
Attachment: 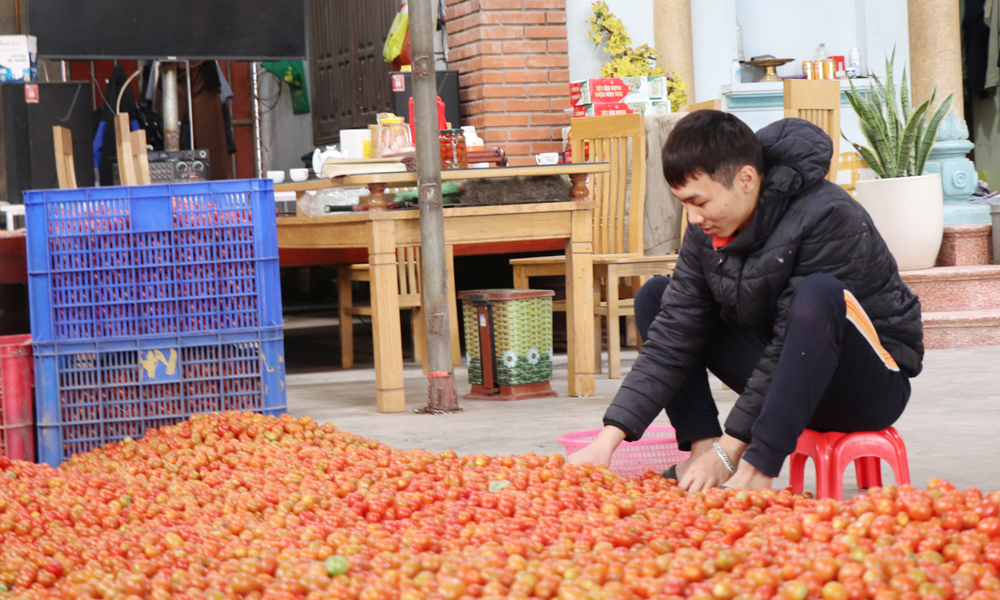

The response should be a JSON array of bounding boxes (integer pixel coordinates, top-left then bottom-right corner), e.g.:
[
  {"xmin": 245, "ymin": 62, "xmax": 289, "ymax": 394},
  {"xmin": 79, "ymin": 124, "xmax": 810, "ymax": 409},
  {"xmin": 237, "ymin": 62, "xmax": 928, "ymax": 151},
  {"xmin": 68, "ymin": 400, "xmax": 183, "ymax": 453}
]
[
  {"xmin": 251, "ymin": 62, "xmax": 263, "ymax": 178},
  {"xmin": 411, "ymin": 0, "xmax": 458, "ymax": 412},
  {"xmin": 162, "ymin": 63, "xmax": 180, "ymax": 151},
  {"xmin": 89, "ymin": 62, "xmax": 97, "ymax": 110},
  {"xmin": 60, "ymin": 60, "xmax": 67, "ymax": 82},
  {"xmin": 185, "ymin": 61, "xmax": 195, "ymax": 150},
  {"xmin": 227, "ymin": 61, "xmax": 236, "ymax": 178}
]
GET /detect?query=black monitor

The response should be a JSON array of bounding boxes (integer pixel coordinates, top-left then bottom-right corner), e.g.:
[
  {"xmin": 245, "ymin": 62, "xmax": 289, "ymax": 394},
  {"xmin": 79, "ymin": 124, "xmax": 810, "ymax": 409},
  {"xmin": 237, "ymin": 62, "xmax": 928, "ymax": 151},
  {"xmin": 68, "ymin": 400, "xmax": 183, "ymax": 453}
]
[{"xmin": 26, "ymin": 0, "xmax": 306, "ymax": 60}]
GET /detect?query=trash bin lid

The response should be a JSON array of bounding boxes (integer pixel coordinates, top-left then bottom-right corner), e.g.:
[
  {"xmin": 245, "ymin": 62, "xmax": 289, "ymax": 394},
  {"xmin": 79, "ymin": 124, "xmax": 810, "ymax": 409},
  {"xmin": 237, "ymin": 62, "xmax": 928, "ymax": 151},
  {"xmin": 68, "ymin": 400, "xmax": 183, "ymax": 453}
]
[{"xmin": 458, "ymin": 289, "xmax": 555, "ymax": 304}]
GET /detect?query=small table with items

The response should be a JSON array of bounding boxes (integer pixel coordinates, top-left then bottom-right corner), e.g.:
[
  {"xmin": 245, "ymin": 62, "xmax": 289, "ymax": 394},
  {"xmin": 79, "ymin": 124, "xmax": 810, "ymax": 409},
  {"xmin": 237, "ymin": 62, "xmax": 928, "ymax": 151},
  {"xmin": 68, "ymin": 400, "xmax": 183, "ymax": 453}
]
[{"xmin": 276, "ymin": 163, "xmax": 609, "ymax": 412}]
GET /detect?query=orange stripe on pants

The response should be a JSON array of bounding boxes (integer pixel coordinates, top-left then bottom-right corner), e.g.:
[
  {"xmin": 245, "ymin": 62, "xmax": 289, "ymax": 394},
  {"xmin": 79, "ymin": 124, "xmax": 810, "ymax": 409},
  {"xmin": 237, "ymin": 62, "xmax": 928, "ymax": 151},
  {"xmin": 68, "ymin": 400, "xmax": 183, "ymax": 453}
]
[{"xmin": 844, "ymin": 290, "xmax": 899, "ymax": 371}]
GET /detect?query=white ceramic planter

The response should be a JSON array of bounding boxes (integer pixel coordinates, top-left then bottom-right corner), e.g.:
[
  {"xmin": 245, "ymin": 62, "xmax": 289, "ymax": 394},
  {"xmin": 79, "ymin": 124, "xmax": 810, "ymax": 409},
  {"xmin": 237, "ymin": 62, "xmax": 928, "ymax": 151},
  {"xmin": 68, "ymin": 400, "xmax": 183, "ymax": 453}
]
[{"xmin": 855, "ymin": 173, "xmax": 943, "ymax": 271}]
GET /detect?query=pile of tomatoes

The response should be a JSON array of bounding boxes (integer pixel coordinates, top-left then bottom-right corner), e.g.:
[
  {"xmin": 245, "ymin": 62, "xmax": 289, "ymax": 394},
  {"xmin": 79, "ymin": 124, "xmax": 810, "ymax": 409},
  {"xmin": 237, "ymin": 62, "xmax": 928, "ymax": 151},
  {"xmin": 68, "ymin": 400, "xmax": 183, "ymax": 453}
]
[{"xmin": 1, "ymin": 412, "xmax": 999, "ymax": 600}]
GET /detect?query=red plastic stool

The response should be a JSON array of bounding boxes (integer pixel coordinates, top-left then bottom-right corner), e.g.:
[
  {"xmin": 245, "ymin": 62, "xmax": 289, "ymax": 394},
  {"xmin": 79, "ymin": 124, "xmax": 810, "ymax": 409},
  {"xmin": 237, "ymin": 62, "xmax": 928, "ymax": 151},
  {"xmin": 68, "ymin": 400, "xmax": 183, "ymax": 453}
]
[{"xmin": 789, "ymin": 427, "xmax": 910, "ymax": 500}]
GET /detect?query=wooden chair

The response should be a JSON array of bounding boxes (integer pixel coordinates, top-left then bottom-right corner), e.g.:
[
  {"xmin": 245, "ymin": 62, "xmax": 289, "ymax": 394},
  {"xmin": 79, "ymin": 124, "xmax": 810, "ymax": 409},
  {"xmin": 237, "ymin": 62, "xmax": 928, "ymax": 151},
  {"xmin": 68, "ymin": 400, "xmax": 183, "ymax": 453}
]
[
  {"xmin": 510, "ymin": 113, "xmax": 679, "ymax": 379},
  {"xmin": 338, "ymin": 245, "xmax": 461, "ymax": 371},
  {"xmin": 686, "ymin": 99, "xmax": 722, "ymax": 112},
  {"xmin": 836, "ymin": 151, "xmax": 869, "ymax": 196},
  {"xmin": 114, "ymin": 113, "xmax": 151, "ymax": 185},
  {"xmin": 53, "ymin": 126, "xmax": 77, "ymax": 189},
  {"xmin": 783, "ymin": 79, "xmax": 841, "ymax": 181}
]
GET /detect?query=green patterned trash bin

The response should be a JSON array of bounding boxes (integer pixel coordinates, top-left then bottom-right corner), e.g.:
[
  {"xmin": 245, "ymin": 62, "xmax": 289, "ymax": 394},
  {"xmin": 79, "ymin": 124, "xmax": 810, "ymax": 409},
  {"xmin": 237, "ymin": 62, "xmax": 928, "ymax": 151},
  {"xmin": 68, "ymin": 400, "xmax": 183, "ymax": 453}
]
[{"xmin": 459, "ymin": 289, "xmax": 558, "ymax": 401}]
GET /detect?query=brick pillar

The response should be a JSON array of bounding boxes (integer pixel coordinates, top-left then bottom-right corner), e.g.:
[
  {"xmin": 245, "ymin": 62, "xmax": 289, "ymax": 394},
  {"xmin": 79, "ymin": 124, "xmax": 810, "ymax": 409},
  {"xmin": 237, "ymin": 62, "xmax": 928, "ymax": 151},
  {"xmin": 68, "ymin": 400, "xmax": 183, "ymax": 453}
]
[{"xmin": 445, "ymin": 0, "xmax": 570, "ymax": 166}]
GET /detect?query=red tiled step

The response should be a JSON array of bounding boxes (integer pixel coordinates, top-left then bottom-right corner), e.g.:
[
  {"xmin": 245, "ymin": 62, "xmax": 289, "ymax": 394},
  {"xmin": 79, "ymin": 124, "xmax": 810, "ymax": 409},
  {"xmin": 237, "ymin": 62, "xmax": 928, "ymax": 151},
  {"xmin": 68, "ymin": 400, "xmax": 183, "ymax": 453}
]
[
  {"xmin": 922, "ymin": 308, "xmax": 1000, "ymax": 349},
  {"xmin": 901, "ymin": 265, "xmax": 1000, "ymax": 313},
  {"xmin": 936, "ymin": 224, "xmax": 992, "ymax": 267}
]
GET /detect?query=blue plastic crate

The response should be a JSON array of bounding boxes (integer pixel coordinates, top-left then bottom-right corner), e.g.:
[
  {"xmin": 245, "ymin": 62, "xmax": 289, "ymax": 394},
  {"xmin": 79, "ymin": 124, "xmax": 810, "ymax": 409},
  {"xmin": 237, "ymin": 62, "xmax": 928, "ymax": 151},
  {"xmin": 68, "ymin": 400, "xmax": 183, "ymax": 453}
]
[
  {"xmin": 25, "ymin": 179, "xmax": 281, "ymax": 344},
  {"xmin": 33, "ymin": 328, "xmax": 287, "ymax": 467}
]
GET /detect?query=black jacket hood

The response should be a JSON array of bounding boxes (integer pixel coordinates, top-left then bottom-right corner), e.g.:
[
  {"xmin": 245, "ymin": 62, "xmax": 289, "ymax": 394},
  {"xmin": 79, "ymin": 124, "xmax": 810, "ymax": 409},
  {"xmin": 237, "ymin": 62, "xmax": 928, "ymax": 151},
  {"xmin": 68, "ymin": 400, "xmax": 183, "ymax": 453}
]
[{"xmin": 727, "ymin": 118, "xmax": 835, "ymax": 254}]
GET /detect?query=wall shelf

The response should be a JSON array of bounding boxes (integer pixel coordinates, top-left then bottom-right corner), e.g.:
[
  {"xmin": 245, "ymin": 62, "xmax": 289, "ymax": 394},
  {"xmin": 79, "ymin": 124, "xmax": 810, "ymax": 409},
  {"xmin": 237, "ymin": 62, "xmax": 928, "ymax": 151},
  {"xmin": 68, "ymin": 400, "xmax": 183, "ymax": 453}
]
[{"xmin": 722, "ymin": 79, "xmax": 871, "ymax": 110}]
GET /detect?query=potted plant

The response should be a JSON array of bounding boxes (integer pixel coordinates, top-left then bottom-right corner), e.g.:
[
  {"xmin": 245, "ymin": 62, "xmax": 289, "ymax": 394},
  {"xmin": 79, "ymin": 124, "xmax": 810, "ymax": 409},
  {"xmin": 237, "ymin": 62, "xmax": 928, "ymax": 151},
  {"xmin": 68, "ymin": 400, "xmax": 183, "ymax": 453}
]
[{"xmin": 843, "ymin": 51, "xmax": 953, "ymax": 271}]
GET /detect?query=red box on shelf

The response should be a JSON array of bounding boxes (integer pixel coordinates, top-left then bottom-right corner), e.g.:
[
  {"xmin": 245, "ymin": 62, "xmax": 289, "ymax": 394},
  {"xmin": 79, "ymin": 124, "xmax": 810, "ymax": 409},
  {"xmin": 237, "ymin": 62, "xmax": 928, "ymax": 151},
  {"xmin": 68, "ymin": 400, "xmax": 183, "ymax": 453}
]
[
  {"xmin": 569, "ymin": 76, "xmax": 668, "ymax": 106},
  {"xmin": 572, "ymin": 101, "xmax": 671, "ymax": 118},
  {"xmin": 0, "ymin": 334, "xmax": 33, "ymax": 462}
]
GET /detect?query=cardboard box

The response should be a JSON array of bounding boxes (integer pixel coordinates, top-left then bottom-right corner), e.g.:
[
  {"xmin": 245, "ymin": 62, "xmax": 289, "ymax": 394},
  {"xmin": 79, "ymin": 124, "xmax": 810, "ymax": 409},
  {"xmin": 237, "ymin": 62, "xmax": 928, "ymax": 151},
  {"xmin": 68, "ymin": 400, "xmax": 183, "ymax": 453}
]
[
  {"xmin": 569, "ymin": 76, "xmax": 668, "ymax": 106},
  {"xmin": 0, "ymin": 36, "xmax": 37, "ymax": 83},
  {"xmin": 572, "ymin": 100, "xmax": 671, "ymax": 118}
]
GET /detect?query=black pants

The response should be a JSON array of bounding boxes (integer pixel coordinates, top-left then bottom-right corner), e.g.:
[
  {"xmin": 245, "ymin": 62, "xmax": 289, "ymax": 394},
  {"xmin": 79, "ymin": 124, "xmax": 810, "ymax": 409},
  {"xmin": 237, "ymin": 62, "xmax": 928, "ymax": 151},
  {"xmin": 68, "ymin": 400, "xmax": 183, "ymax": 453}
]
[{"xmin": 634, "ymin": 274, "xmax": 911, "ymax": 477}]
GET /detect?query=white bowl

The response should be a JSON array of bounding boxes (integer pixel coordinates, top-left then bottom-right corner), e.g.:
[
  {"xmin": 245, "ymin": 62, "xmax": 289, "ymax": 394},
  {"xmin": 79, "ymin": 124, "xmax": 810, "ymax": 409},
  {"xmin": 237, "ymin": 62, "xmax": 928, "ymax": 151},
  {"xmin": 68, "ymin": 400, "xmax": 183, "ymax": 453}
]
[
  {"xmin": 266, "ymin": 170, "xmax": 285, "ymax": 184},
  {"xmin": 289, "ymin": 168, "xmax": 310, "ymax": 182}
]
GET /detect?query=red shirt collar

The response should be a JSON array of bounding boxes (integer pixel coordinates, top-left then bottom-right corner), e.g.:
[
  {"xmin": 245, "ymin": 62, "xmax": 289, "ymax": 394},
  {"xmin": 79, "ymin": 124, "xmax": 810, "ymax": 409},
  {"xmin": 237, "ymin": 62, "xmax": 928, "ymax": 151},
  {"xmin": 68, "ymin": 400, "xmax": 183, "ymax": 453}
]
[{"xmin": 712, "ymin": 234, "xmax": 735, "ymax": 249}]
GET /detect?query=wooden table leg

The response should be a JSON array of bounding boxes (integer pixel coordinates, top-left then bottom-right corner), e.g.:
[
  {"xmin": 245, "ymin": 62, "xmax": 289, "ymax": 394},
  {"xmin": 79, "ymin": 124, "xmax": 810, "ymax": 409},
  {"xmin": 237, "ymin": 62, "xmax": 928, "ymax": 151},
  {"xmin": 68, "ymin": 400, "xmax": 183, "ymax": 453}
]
[
  {"xmin": 338, "ymin": 266, "xmax": 354, "ymax": 369},
  {"xmin": 566, "ymin": 207, "xmax": 595, "ymax": 397},
  {"xmin": 368, "ymin": 219, "xmax": 406, "ymax": 412},
  {"xmin": 569, "ymin": 173, "xmax": 590, "ymax": 200},
  {"xmin": 369, "ymin": 183, "xmax": 388, "ymax": 211}
]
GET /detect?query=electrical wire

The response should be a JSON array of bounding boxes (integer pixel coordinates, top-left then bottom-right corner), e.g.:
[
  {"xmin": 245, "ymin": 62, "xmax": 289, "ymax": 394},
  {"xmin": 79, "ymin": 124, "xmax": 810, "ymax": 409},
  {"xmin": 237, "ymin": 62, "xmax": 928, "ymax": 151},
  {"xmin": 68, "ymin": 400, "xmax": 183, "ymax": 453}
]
[
  {"xmin": 253, "ymin": 65, "xmax": 284, "ymax": 111},
  {"xmin": 91, "ymin": 72, "xmax": 110, "ymax": 112},
  {"xmin": 116, "ymin": 67, "xmax": 143, "ymax": 114}
]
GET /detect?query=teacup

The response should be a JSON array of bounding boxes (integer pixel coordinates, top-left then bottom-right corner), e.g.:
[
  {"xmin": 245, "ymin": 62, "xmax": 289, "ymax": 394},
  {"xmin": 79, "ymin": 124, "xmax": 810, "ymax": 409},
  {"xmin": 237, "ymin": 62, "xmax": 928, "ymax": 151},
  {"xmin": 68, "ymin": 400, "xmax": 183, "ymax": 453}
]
[{"xmin": 535, "ymin": 152, "xmax": 559, "ymax": 165}]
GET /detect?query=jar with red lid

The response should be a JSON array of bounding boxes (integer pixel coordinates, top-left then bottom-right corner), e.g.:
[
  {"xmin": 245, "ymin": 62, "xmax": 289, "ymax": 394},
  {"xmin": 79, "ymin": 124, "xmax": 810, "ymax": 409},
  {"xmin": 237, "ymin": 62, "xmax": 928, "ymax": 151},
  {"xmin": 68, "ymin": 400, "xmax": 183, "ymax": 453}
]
[{"xmin": 439, "ymin": 129, "xmax": 467, "ymax": 169}]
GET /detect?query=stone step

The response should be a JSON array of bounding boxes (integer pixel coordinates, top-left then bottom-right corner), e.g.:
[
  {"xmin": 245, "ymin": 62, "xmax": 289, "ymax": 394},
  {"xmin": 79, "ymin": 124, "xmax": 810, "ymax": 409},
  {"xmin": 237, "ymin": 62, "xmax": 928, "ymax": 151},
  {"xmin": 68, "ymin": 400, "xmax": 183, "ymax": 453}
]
[
  {"xmin": 922, "ymin": 308, "xmax": 1000, "ymax": 349},
  {"xmin": 936, "ymin": 224, "xmax": 992, "ymax": 266},
  {"xmin": 900, "ymin": 265, "xmax": 1000, "ymax": 312}
]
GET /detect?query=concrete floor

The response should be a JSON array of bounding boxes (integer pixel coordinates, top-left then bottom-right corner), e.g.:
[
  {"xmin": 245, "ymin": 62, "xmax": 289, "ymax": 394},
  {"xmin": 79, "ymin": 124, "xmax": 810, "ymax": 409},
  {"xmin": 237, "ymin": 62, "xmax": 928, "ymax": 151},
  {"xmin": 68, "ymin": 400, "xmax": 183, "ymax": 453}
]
[{"xmin": 283, "ymin": 314, "xmax": 1000, "ymax": 495}]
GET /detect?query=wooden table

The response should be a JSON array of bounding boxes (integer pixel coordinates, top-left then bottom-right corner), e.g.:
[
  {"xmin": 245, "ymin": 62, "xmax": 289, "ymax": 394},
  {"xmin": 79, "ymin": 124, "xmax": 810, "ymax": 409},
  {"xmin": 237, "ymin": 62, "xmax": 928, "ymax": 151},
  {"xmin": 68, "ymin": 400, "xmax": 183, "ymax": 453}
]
[{"xmin": 277, "ymin": 163, "xmax": 609, "ymax": 412}]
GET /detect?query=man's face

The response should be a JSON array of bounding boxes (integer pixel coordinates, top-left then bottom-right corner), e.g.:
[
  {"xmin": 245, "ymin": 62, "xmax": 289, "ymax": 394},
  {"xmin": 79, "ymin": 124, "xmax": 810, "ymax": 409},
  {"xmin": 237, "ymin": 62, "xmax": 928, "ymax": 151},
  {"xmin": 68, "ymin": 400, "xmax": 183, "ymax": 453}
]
[{"xmin": 671, "ymin": 166, "xmax": 761, "ymax": 239}]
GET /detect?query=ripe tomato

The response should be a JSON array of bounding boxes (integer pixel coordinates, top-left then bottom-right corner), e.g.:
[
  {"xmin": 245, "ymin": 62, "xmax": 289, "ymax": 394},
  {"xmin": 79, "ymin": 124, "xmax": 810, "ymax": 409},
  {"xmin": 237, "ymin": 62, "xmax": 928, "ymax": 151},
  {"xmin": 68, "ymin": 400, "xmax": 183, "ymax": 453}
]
[{"xmin": 1, "ymin": 412, "xmax": 999, "ymax": 600}]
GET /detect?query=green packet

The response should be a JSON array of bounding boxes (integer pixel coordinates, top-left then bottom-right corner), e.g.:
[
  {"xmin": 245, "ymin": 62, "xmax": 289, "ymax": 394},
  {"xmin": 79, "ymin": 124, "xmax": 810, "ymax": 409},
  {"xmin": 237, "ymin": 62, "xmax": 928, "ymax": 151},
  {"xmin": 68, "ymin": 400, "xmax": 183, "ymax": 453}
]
[{"xmin": 394, "ymin": 182, "xmax": 463, "ymax": 204}]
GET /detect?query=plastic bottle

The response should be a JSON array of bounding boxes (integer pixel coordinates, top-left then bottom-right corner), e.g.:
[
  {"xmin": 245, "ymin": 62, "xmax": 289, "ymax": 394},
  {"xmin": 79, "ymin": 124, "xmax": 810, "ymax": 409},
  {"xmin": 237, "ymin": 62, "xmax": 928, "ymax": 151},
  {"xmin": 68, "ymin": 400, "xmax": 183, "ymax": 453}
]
[
  {"xmin": 731, "ymin": 58, "xmax": 741, "ymax": 84},
  {"xmin": 816, "ymin": 43, "xmax": 828, "ymax": 62},
  {"xmin": 297, "ymin": 189, "xmax": 364, "ymax": 218},
  {"xmin": 461, "ymin": 126, "xmax": 489, "ymax": 168},
  {"xmin": 850, "ymin": 47, "xmax": 861, "ymax": 77}
]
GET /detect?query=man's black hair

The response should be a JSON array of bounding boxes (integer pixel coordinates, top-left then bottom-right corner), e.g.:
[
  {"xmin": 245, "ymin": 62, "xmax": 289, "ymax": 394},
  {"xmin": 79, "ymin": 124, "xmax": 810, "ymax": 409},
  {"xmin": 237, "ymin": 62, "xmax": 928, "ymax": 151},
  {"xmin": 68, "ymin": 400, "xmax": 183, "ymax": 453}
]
[{"xmin": 662, "ymin": 110, "xmax": 765, "ymax": 190}]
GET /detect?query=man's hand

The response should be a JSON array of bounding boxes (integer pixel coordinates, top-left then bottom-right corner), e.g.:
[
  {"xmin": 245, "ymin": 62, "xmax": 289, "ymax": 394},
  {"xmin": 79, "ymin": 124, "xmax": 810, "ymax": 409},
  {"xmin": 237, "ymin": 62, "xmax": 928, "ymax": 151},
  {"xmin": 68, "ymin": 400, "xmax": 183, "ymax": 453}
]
[
  {"xmin": 677, "ymin": 448, "xmax": 734, "ymax": 492},
  {"xmin": 678, "ymin": 434, "xmax": 749, "ymax": 493},
  {"xmin": 566, "ymin": 425, "xmax": 626, "ymax": 468},
  {"xmin": 724, "ymin": 458, "xmax": 774, "ymax": 490}
]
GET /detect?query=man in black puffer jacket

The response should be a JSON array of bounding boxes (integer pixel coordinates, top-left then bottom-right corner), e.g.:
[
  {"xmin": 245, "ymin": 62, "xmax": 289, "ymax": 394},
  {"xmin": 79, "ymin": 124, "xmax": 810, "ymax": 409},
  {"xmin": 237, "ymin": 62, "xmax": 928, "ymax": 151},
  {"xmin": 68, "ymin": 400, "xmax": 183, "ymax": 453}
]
[{"xmin": 568, "ymin": 111, "xmax": 922, "ymax": 491}]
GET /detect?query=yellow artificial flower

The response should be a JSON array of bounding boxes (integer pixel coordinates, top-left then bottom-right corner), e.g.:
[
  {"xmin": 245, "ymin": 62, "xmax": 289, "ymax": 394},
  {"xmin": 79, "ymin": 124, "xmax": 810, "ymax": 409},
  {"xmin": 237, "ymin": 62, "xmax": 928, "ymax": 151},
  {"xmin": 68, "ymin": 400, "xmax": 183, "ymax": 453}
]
[{"xmin": 587, "ymin": 2, "xmax": 687, "ymax": 110}]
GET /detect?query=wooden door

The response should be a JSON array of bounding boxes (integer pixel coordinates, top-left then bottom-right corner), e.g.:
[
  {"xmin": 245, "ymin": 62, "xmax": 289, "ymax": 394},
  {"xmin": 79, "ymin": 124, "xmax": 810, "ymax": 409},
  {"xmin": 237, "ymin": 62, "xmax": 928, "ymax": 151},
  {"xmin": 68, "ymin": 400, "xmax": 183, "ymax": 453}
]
[{"xmin": 309, "ymin": 0, "xmax": 397, "ymax": 147}]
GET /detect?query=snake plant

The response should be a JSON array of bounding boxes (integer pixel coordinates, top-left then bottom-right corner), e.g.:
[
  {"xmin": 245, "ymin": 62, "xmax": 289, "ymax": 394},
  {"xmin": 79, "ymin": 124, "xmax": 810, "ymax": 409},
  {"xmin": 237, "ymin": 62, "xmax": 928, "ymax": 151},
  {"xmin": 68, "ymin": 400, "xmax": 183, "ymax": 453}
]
[{"xmin": 843, "ymin": 49, "xmax": 953, "ymax": 179}]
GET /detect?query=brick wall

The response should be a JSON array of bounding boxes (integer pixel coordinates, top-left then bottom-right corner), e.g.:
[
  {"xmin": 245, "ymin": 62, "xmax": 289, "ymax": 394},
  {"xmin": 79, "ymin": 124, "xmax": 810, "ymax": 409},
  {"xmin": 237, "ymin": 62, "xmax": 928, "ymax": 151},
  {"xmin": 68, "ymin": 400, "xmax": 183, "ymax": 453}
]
[{"xmin": 445, "ymin": 0, "xmax": 571, "ymax": 166}]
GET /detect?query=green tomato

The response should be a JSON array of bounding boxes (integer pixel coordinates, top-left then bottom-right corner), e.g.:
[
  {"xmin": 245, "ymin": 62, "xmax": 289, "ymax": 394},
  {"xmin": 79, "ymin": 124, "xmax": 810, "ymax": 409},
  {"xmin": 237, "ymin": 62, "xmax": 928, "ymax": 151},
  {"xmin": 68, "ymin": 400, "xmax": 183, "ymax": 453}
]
[{"xmin": 324, "ymin": 555, "xmax": 350, "ymax": 577}]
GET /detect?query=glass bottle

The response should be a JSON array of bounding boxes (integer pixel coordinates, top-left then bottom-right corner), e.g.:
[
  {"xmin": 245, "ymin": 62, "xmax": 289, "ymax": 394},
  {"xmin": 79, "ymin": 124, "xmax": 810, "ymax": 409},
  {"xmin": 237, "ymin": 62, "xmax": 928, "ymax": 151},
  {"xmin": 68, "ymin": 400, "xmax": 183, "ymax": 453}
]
[
  {"xmin": 439, "ymin": 129, "xmax": 467, "ymax": 169},
  {"xmin": 377, "ymin": 116, "xmax": 412, "ymax": 157}
]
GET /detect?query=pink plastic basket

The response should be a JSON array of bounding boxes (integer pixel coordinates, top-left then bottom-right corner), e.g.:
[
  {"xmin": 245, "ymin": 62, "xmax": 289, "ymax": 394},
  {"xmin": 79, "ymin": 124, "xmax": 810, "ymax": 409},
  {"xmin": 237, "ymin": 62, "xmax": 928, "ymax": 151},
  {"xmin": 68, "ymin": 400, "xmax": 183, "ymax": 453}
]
[
  {"xmin": 557, "ymin": 425, "xmax": 690, "ymax": 477},
  {"xmin": 0, "ymin": 334, "xmax": 34, "ymax": 462}
]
